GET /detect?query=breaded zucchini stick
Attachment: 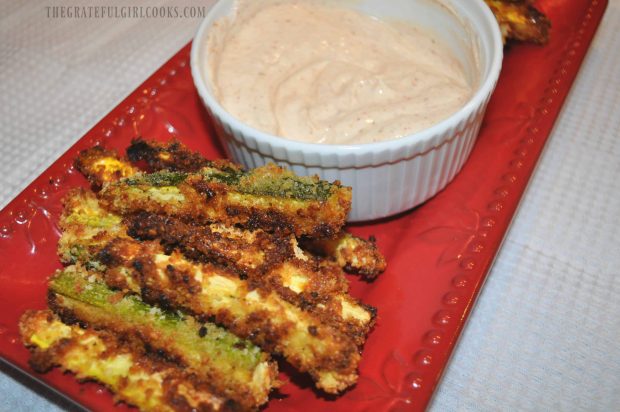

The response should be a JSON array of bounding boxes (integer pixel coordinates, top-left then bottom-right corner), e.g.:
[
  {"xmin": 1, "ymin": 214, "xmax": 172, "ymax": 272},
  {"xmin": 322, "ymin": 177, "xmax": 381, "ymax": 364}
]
[
  {"xmin": 126, "ymin": 210, "xmax": 294, "ymax": 275},
  {"xmin": 60, "ymin": 190, "xmax": 375, "ymax": 343},
  {"xmin": 125, "ymin": 139, "xmax": 353, "ymax": 237},
  {"xmin": 76, "ymin": 144, "xmax": 351, "ymax": 237},
  {"xmin": 48, "ymin": 265, "xmax": 278, "ymax": 409},
  {"xmin": 125, "ymin": 212, "xmax": 349, "ymax": 294},
  {"xmin": 99, "ymin": 164, "xmax": 351, "ymax": 238},
  {"xmin": 97, "ymin": 238, "xmax": 362, "ymax": 393},
  {"xmin": 20, "ymin": 310, "xmax": 238, "ymax": 412},
  {"xmin": 485, "ymin": 0, "xmax": 550, "ymax": 44},
  {"xmin": 301, "ymin": 232, "xmax": 387, "ymax": 280},
  {"xmin": 128, "ymin": 213, "xmax": 376, "ymax": 341}
]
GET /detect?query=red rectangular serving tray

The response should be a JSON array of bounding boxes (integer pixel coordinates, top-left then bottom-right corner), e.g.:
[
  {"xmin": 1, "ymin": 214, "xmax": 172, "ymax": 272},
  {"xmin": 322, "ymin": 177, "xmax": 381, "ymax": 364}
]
[{"xmin": 0, "ymin": 1, "xmax": 607, "ymax": 410}]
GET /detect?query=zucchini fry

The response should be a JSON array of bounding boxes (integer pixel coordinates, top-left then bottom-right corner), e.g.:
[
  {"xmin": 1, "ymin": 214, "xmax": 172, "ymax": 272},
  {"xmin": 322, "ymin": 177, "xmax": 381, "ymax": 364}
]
[
  {"xmin": 125, "ymin": 211, "xmax": 349, "ymax": 295},
  {"xmin": 301, "ymin": 232, "xmax": 387, "ymax": 280},
  {"xmin": 48, "ymin": 265, "xmax": 278, "ymax": 409},
  {"xmin": 20, "ymin": 310, "xmax": 238, "ymax": 412},
  {"xmin": 125, "ymin": 139, "xmax": 352, "ymax": 237},
  {"xmin": 126, "ymin": 210, "xmax": 294, "ymax": 275},
  {"xmin": 97, "ymin": 238, "xmax": 362, "ymax": 393},
  {"xmin": 485, "ymin": 0, "xmax": 550, "ymax": 44},
  {"xmin": 99, "ymin": 164, "xmax": 351, "ymax": 238},
  {"xmin": 75, "ymin": 145, "xmax": 351, "ymax": 237}
]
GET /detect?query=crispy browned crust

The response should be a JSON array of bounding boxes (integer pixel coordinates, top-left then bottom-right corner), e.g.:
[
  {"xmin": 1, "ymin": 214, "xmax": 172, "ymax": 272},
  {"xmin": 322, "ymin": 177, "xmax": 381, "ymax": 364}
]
[
  {"xmin": 301, "ymin": 232, "xmax": 387, "ymax": 280},
  {"xmin": 187, "ymin": 166, "xmax": 350, "ymax": 239},
  {"xmin": 122, "ymin": 139, "xmax": 352, "ymax": 238},
  {"xmin": 485, "ymin": 0, "xmax": 551, "ymax": 45},
  {"xmin": 77, "ymin": 144, "xmax": 351, "ymax": 238},
  {"xmin": 74, "ymin": 146, "xmax": 138, "ymax": 190},
  {"xmin": 58, "ymin": 187, "xmax": 373, "ymax": 349},
  {"xmin": 126, "ymin": 211, "xmax": 293, "ymax": 275},
  {"xmin": 58, "ymin": 139, "xmax": 382, "ymax": 397},
  {"xmin": 124, "ymin": 212, "xmax": 375, "ymax": 343},
  {"xmin": 76, "ymin": 142, "xmax": 364, "ymax": 251},
  {"xmin": 260, "ymin": 260, "xmax": 375, "ymax": 345},
  {"xmin": 124, "ymin": 212, "xmax": 348, "ymax": 295},
  {"xmin": 47, "ymin": 291, "xmax": 275, "ymax": 410},
  {"xmin": 96, "ymin": 238, "xmax": 362, "ymax": 392},
  {"xmin": 99, "ymin": 168, "xmax": 351, "ymax": 239},
  {"xmin": 127, "ymin": 138, "xmax": 220, "ymax": 173},
  {"xmin": 19, "ymin": 310, "xmax": 239, "ymax": 412}
]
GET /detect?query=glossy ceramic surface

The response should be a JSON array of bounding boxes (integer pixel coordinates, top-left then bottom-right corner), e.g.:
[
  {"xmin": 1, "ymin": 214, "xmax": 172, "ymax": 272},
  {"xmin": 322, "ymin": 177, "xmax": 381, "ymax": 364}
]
[{"xmin": 0, "ymin": 1, "xmax": 607, "ymax": 410}]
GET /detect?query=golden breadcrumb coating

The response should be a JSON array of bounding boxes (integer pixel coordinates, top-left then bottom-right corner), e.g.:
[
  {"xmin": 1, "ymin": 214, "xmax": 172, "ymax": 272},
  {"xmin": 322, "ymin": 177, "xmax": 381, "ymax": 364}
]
[{"xmin": 20, "ymin": 310, "xmax": 239, "ymax": 412}]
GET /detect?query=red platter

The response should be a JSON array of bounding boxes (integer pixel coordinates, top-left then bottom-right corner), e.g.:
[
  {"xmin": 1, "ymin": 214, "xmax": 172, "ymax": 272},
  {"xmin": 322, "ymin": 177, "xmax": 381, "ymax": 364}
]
[{"xmin": 0, "ymin": 1, "xmax": 607, "ymax": 410}]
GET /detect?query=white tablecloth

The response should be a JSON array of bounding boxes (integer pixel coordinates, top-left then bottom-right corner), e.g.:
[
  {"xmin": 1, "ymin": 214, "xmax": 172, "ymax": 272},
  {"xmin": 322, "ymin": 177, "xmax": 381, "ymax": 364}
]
[{"xmin": 1, "ymin": 1, "xmax": 619, "ymax": 411}]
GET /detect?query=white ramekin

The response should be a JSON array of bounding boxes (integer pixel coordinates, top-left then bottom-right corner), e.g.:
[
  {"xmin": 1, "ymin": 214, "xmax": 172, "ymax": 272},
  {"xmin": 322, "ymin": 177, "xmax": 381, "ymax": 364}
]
[{"xmin": 191, "ymin": 0, "xmax": 503, "ymax": 222}]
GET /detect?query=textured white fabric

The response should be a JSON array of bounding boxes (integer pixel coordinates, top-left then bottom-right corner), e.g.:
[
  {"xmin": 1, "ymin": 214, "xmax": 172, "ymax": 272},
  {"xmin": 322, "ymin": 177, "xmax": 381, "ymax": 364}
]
[{"xmin": 1, "ymin": 1, "xmax": 619, "ymax": 411}]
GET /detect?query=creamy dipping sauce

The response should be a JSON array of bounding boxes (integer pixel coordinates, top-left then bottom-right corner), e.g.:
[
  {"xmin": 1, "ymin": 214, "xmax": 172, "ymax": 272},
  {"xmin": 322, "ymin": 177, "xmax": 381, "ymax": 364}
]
[{"xmin": 205, "ymin": 0, "xmax": 473, "ymax": 145}]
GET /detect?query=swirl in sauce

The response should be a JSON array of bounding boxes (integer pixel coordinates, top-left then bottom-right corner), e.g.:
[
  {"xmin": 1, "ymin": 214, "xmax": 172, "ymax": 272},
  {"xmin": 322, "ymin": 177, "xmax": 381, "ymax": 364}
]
[{"xmin": 206, "ymin": 1, "xmax": 473, "ymax": 145}]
